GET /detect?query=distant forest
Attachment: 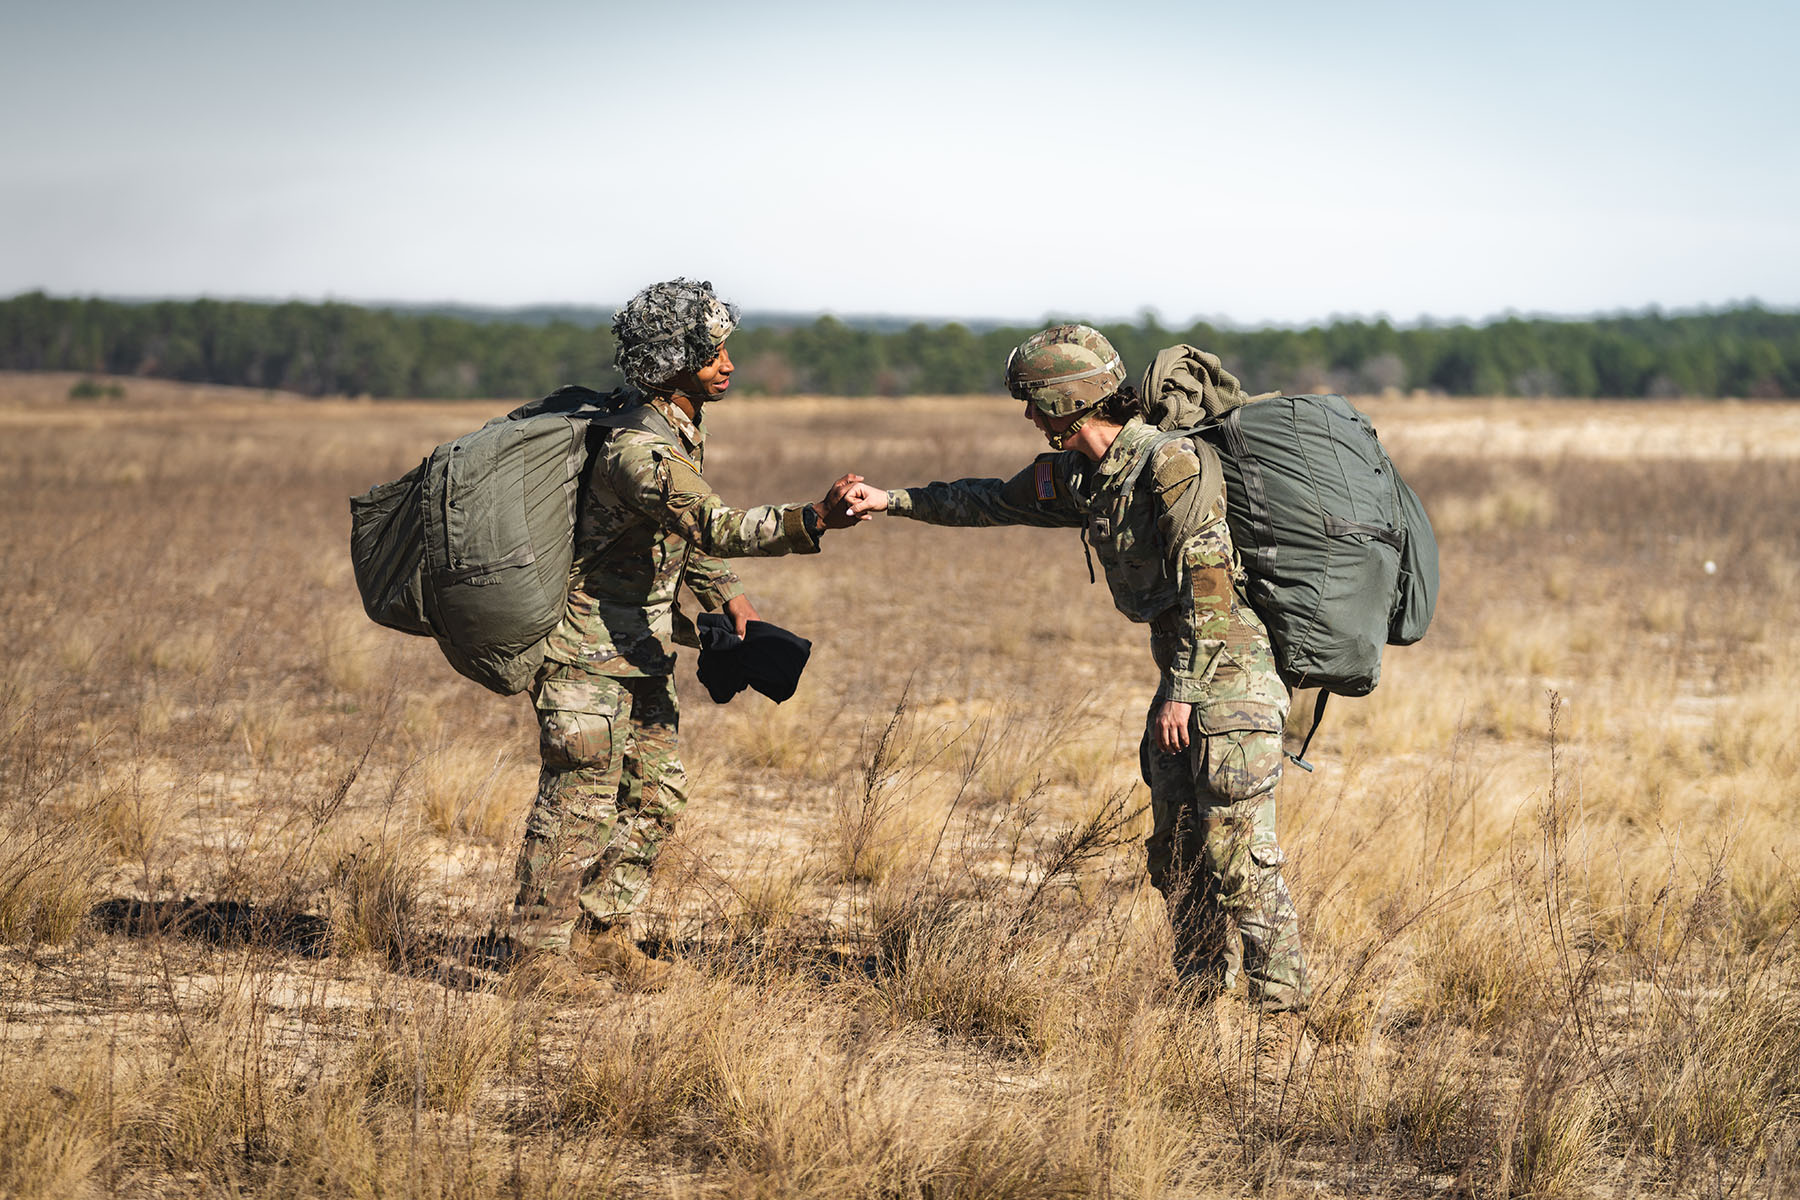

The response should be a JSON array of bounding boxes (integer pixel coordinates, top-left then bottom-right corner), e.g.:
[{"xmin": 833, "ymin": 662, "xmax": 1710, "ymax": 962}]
[{"xmin": 3, "ymin": 291, "xmax": 1796, "ymax": 400}]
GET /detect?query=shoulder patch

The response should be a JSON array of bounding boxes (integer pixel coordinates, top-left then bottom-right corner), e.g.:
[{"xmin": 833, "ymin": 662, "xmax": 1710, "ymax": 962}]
[
  {"xmin": 1150, "ymin": 440, "xmax": 1202, "ymax": 488},
  {"xmin": 661, "ymin": 446, "xmax": 702, "ymax": 475},
  {"xmin": 656, "ymin": 446, "xmax": 710, "ymax": 499},
  {"xmin": 1034, "ymin": 459, "xmax": 1056, "ymax": 501},
  {"xmin": 1150, "ymin": 440, "xmax": 1202, "ymax": 507}
]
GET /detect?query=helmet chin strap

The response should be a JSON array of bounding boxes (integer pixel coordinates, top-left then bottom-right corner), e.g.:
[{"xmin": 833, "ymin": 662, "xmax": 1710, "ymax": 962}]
[{"xmin": 1044, "ymin": 408, "xmax": 1094, "ymax": 451}]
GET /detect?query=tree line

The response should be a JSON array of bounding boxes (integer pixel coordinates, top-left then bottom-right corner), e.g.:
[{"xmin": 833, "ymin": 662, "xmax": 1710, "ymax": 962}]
[{"xmin": 3, "ymin": 291, "xmax": 1796, "ymax": 400}]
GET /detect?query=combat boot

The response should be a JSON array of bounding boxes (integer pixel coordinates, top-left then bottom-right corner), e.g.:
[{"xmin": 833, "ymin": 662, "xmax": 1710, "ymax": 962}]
[
  {"xmin": 1246, "ymin": 1009, "xmax": 1317, "ymax": 1081},
  {"xmin": 1249, "ymin": 977, "xmax": 1310, "ymax": 1014},
  {"xmin": 1277, "ymin": 1011, "xmax": 1319, "ymax": 1073},
  {"xmin": 1210, "ymin": 997, "xmax": 1316, "ymax": 1081},
  {"xmin": 500, "ymin": 948, "xmax": 612, "ymax": 1002},
  {"xmin": 572, "ymin": 925, "xmax": 682, "ymax": 993}
]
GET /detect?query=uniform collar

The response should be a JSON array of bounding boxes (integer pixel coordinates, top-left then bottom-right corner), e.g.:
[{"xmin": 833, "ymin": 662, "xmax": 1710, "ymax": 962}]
[
  {"xmin": 1093, "ymin": 417, "xmax": 1155, "ymax": 478},
  {"xmin": 649, "ymin": 396, "xmax": 704, "ymax": 449}
]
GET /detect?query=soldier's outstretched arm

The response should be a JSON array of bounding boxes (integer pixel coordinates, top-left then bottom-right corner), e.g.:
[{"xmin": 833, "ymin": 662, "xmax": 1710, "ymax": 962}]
[
  {"xmin": 604, "ymin": 432, "xmax": 823, "ymax": 557},
  {"xmin": 845, "ymin": 456, "xmax": 1085, "ymax": 529}
]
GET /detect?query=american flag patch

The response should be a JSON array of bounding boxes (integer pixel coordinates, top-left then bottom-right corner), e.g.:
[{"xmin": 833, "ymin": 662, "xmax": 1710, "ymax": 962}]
[{"xmin": 1034, "ymin": 460, "xmax": 1055, "ymax": 501}]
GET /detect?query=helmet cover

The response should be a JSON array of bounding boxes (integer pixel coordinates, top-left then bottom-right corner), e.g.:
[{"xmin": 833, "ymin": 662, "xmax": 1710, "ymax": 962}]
[
  {"xmin": 612, "ymin": 277, "xmax": 740, "ymax": 391},
  {"xmin": 1004, "ymin": 324, "xmax": 1126, "ymax": 418}
]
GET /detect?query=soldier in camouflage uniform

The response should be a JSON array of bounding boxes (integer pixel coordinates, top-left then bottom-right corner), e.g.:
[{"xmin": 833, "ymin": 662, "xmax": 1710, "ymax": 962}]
[
  {"xmin": 842, "ymin": 325, "xmax": 1309, "ymax": 1012},
  {"xmin": 510, "ymin": 278, "xmax": 858, "ymax": 993}
]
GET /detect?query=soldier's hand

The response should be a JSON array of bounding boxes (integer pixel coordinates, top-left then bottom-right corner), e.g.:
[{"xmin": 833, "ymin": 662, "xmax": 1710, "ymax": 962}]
[
  {"xmin": 844, "ymin": 483, "xmax": 890, "ymax": 516},
  {"xmin": 724, "ymin": 593, "xmax": 760, "ymax": 637},
  {"xmin": 1153, "ymin": 700, "xmax": 1192, "ymax": 755},
  {"xmin": 817, "ymin": 474, "xmax": 868, "ymax": 529}
]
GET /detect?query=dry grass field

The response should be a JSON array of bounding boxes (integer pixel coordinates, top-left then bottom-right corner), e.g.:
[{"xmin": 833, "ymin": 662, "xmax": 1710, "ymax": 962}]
[{"xmin": 2, "ymin": 371, "xmax": 1798, "ymax": 1199}]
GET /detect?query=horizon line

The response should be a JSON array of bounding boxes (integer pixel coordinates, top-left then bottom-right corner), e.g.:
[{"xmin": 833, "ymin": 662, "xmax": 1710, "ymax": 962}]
[{"xmin": 3, "ymin": 288, "xmax": 1792, "ymax": 333}]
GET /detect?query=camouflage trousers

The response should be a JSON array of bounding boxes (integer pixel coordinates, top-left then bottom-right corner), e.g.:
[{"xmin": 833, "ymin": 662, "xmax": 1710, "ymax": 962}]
[
  {"xmin": 1140, "ymin": 700, "xmax": 1309, "ymax": 1010},
  {"xmin": 512, "ymin": 665, "xmax": 687, "ymax": 951}
]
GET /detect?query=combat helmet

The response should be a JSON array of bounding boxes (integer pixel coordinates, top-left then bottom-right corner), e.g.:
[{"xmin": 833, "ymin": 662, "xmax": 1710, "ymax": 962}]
[
  {"xmin": 1004, "ymin": 324, "xmax": 1126, "ymax": 419},
  {"xmin": 612, "ymin": 278, "xmax": 740, "ymax": 393}
]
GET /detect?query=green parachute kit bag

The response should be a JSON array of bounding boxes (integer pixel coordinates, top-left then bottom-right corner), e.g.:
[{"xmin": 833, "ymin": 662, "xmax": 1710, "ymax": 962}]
[
  {"xmin": 348, "ymin": 385, "xmax": 654, "ymax": 695},
  {"xmin": 1137, "ymin": 345, "xmax": 1439, "ymax": 700}
]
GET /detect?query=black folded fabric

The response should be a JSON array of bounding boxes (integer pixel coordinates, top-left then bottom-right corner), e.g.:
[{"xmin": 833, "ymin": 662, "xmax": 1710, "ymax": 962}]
[
  {"xmin": 695, "ymin": 613, "xmax": 745, "ymax": 703},
  {"xmin": 740, "ymin": 619, "xmax": 813, "ymax": 702},
  {"xmin": 695, "ymin": 613, "xmax": 813, "ymax": 704}
]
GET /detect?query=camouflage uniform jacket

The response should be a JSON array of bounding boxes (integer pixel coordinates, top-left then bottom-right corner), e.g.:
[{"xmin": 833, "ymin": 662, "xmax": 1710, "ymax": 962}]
[
  {"xmin": 888, "ymin": 418, "xmax": 1287, "ymax": 712},
  {"xmin": 543, "ymin": 397, "xmax": 821, "ymax": 677}
]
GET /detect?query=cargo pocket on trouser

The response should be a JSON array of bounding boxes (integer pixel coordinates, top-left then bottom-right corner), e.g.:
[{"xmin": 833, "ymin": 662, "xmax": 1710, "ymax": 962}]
[
  {"xmin": 535, "ymin": 673, "xmax": 627, "ymax": 773},
  {"xmin": 1196, "ymin": 701, "xmax": 1286, "ymax": 804}
]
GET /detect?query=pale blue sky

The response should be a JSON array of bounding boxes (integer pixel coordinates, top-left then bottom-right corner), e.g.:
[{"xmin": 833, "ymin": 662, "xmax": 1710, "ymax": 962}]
[{"xmin": 3, "ymin": 0, "xmax": 1794, "ymax": 325}]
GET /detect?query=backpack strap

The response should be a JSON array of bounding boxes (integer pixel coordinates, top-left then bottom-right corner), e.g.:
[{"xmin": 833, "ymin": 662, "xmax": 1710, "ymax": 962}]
[
  {"xmin": 1116, "ymin": 426, "xmax": 1224, "ymax": 569},
  {"xmin": 1115, "ymin": 425, "xmax": 1218, "ymax": 502},
  {"xmin": 1216, "ymin": 408, "xmax": 1279, "ymax": 578},
  {"xmin": 1287, "ymin": 690, "xmax": 1327, "ymax": 773},
  {"xmin": 503, "ymin": 384, "xmax": 641, "ymax": 423},
  {"xmin": 585, "ymin": 399, "xmax": 675, "ymax": 440}
]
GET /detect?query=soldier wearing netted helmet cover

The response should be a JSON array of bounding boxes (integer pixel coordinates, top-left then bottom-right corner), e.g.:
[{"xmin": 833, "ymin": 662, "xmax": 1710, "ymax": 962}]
[
  {"xmin": 842, "ymin": 324, "xmax": 1309, "ymax": 1012},
  {"xmin": 507, "ymin": 277, "xmax": 862, "ymax": 998}
]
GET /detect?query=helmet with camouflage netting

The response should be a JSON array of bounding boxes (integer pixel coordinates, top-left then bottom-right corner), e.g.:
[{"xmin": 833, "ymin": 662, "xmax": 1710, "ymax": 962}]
[
  {"xmin": 612, "ymin": 277, "xmax": 740, "ymax": 392},
  {"xmin": 1004, "ymin": 324, "xmax": 1126, "ymax": 419}
]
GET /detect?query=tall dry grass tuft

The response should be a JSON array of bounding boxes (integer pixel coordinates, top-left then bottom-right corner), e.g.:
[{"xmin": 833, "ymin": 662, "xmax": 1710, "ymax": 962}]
[
  {"xmin": 252, "ymin": 1077, "xmax": 378, "ymax": 1198},
  {"xmin": 411, "ymin": 738, "xmax": 525, "ymax": 841},
  {"xmin": 354, "ymin": 989, "xmax": 514, "ymax": 1115},
  {"xmin": 727, "ymin": 863, "xmax": 807, "ymax": 936},
  {"xmin": 126, "ymin": 1015, "xmax": 271, "ymax": 1176},
  {"xmin": 855, "ymin": 786, "xmax": 1142, "ymax": 1054},
  {"xmin": 871, "ymin": 897, "xmax": 1073, "ymax": 1053},
  {"xmin": 1623, "ymin": 971, "xmax": 1800, "ymax": 1163},
  {"xmin": 726, "ymin": 693, "xmax": 843, "ymax": 777},
  {"xmin": 828, "ymin": 694, "xmax": 935, "ymax": 885},
  {"xmin": 0, "ymin": 693, "xmax": 111, "ymax": 945},
  {"xmin": 1415, "ymin": 907, "xmax": 1550, "ymax": 1033},
  {"xmin": 1724, "ymin": 826, "xmax": 1800, "ymax": 951},
  {"xmin": 552, "ymin": 974, "xmax": 1164, "ymax": 1199},
  {"xmin": 963, "ymin": 691, "xmax": 1105, "ymax": 809},
  {"xmin": 93, "ymin": 769, "xmax": 180, "ymax": 870},
  {"xmin": 1305, "ymin": 1029, "xmax": 1490, "ymax": 1175},
  {"xmin": 1504, "ymin": 1077, "xmax": 1605, "ymax": 1200},
  {"xmin": 142, "ymin": 625, "xmax": 221, "ymax": 678},
  {"xmin": 0, "ymin": 1052, "xmax": 115, "ymax": 1200},
  {"xmin": 555, "ymin": 984, "xmax": 728, "ymax": 1137},
  {"xmin": 326, "ymin": 832, "xmax": 425, "ymax": 960},
  {"xmin": 313, "ymin": 607, "xmax": 389, "ymax": 698},
  {"xmin": 0, "ymin": 818, "xmax": 110, "ymax": 945}
]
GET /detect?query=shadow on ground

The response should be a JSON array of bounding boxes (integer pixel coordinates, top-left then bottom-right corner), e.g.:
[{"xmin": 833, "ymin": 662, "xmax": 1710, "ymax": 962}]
[
  {"xmin": 86, "ymin": 899, "xmax": 889, "ymax": 991},
  {"xmin": 88, "ymin": 897, "xmax": 515, "ymax": 988},
  {"xmin": 91, "ymin": 897, "xmax": 334, "ymax": 956}
]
